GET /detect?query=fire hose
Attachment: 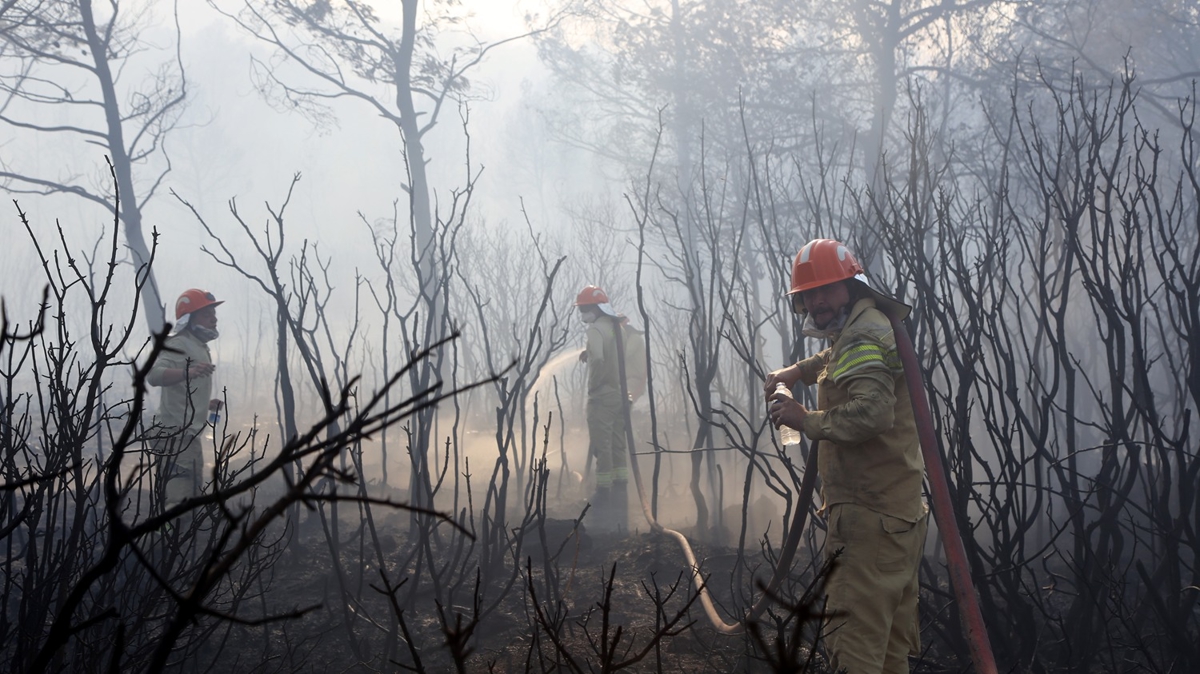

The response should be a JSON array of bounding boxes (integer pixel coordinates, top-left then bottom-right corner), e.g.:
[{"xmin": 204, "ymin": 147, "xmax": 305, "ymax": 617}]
[
  {"xmin": 612, "ymin": 318, "xmax": 815, "ymax": 636},
  {"xmin": 609, "ymin": 313, "xmax": 998, "ymax": 672},
  {"xmin": 890, "ymin": 314, "xmax": 998, "ymax": 674}
]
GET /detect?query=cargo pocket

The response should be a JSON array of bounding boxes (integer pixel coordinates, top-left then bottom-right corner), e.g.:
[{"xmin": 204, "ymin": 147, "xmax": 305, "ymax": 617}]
[{"xmin": 875, "ymin": 513, "xmax": 918, "ymax": 572}]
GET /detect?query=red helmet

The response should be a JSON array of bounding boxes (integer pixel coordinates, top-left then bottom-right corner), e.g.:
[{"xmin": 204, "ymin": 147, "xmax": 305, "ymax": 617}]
[
  {"xmin": 788, "ymin": 239, "xmax": 863, "ymax": 296},
  {"xmin": 175, "ymin": 288, "xmax": 223, "ymax": 319},
  {"xmin": 574, "ymin": 285, "xmax": 610, "ymax": 306}
]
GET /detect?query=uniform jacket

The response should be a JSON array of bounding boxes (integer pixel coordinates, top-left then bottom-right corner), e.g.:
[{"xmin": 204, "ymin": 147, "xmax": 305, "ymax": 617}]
[
  {"xmin": 796, "ymin": 297, "xmax": 926, "ymax": 523},
  {"xmin": 585, "ymin": 318, "xmax": 645, "ymax": 404},
  {"xmin": 149, "ymin": 329, "xmax": 213, "ymax": 435}
]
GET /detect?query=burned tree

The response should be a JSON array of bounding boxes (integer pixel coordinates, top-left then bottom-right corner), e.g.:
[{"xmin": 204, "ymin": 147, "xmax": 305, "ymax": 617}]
[
  {"xmin": 0, "ymin": 0, "xmax": 188, "ymax": 332},
  {"xmin": 1, "ymin": 182, "xmax": 506, "ymax": 671}
]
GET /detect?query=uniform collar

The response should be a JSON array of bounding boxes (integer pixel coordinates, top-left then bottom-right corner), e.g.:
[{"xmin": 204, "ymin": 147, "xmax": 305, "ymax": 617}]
[
  {"xmin": 820, "ymin": 297, "xmax": 877, "ymax": 342},
  {"xmin": 174, "ymin": 328, "xmax": 210, "ymax": 349}
]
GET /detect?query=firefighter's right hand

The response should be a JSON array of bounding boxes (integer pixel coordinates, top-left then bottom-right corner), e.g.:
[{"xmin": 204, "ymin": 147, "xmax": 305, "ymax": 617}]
[
  {"xmin": 187, "ymin": 363, "xmax": 215, "ymax": 378},
  {"xmin": 763, "ymin": 364, "xmax": 801, "ymax": 400},
  {"xmin": 579, "ymin": 350, "xmax": 588, "ymax": 363},
  {"xmin": 768, "ymin": 395, "xmax": 809, "ymax": 430}
]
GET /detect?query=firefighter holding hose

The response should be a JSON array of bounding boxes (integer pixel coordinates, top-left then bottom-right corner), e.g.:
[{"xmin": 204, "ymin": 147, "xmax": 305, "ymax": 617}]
[
  {"xmin": 575, "ymin": 285, "xmax": 645, "ymax": 534},
  {"xmin": 765, "ymin": 239, "xmax": 929, "ymax": 674}
]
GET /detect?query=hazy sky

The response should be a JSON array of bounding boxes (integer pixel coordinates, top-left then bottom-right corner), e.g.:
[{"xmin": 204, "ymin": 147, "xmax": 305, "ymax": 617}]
[{"xmin": 3, "ymin": 0, "xmax": 609, "ymax": 385}]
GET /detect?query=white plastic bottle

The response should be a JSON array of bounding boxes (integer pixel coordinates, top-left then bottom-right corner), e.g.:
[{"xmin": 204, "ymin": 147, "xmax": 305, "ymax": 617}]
[{"xmin": 773, "ymin": 383, "xmax": 802, "ymax": 446}]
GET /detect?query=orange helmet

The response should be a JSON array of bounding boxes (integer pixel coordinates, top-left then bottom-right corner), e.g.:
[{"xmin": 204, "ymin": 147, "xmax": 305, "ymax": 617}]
[
  {"xmin": 788, "ymin": 239, "xmax": 863, "ymax": 296},
  {"xmin": 574, "ymin": 285, "xmax": 610, "ymax": 306},
  {"xmin": 175, "ymin": 288, "xmax": 223, "ymax": 319}
]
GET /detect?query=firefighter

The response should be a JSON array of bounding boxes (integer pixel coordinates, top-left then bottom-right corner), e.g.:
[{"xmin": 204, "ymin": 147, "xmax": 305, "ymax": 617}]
[
  {"xmin": 764, "ymin": 239, "xmax": 928, "ymax": 674},
  {"xmin": 147, "ymin": 288, "xmax": 224, "ymax": 506},
  {"xmin": 574, "ymin": 285, "xmax": 643, "ymax": 533}
]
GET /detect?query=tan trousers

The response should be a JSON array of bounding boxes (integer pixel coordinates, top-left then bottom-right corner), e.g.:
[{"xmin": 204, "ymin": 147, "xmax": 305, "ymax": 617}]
[
  {"xmin": 823, "ymin": 503, "xmax": 928, "ymax": 674},
  {"xmin": 162, "ymin": 431, "xmax": 203, "ymax": 506},
  {"xmin": 587, "ymin": 397, "xmax": 627, "ymax": 488}
]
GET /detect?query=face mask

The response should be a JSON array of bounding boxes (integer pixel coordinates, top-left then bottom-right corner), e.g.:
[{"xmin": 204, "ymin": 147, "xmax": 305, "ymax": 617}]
[
  {"xmin": 191, "ymin": 325, "xmax": 220, "ymax": 343},
  {"xmin": 801, "ymin": 307, "xmax": 849, "ymax": 340},
  {"xmin": 580, "ymin": 312, "xmax": 597, "ymax": 324}
]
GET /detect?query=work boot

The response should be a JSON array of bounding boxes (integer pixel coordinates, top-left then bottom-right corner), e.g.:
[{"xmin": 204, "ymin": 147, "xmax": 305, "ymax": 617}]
[
  {"xmin": 611, "ymin": 480, "xmax": 629, "ymax": 534},
  {"xmin": 590, "ymin": 486, "xmax": 613, "ymax": 533}
]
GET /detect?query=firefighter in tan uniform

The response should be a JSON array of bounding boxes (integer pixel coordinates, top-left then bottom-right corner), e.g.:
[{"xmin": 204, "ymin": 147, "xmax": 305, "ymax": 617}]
[
  {"xmin": 765, "ymin": 240, "xmax": 928, "ymax": 674},
  {"xmin": 575, "ymin": 285, "xmax": 645, "ymax": 533},
  {"xmin": 148, "ymin": 289, "xmax": 224, "ymax": 506}
]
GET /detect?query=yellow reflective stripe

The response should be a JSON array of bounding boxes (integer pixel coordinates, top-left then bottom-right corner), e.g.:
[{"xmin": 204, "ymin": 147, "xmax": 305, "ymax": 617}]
[{"xmin": 831, "ymin": 344, "xmax": 887, "ymax": 379}]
